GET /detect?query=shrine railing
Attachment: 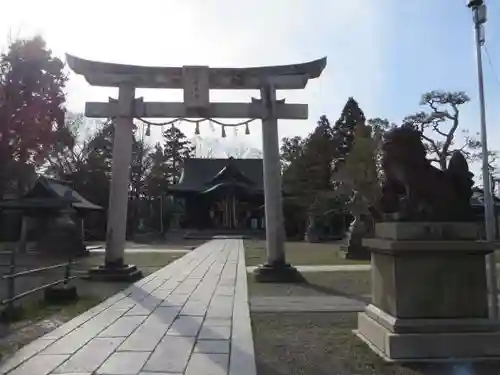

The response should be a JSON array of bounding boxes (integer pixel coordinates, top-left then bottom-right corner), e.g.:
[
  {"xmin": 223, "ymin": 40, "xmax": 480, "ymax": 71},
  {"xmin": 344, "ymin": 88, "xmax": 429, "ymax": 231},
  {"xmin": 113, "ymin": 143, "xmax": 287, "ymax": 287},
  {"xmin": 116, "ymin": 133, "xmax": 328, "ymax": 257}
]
[{"xmin": 0, "ymin": 252, "xmax": 78, "ymax": 321}]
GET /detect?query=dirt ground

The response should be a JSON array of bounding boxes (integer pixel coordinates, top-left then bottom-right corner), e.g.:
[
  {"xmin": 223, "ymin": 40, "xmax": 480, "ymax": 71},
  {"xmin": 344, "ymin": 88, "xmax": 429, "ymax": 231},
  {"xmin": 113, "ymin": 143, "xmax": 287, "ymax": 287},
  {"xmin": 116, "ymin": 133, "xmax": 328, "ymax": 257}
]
[
  {"xmin": 244, "ymin": 240, "xmax": 369, "ymax": 266},
  {"xmin": 247, "ymin": 271, "xmax": 371, "ymax": 297},
  {"xmin": 251, "ymin": 312, "xmax": 500, "ymax": 375}
]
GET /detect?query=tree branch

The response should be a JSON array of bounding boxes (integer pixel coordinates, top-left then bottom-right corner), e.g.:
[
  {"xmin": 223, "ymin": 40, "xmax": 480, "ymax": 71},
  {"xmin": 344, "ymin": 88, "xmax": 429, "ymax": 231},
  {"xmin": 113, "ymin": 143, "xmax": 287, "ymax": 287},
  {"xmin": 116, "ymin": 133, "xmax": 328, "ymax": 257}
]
[
  {"xmin": 420, "ymin": 132, "xmax": 440, "ymax": 155},
  {"xmin": 441, "ymin": 104, "xmax": 460, "ymax": 157}
]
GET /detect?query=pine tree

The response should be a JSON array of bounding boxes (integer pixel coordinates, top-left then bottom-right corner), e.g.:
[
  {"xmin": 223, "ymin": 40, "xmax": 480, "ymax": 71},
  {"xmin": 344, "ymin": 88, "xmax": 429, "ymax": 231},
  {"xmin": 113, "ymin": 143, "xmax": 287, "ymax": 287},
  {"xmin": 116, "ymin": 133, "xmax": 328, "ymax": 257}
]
[
  {"xmin": 332, "ymin": 97, "xmax": 366, "ymax": 161},
  {"xmin": 163, "ymin": 125, "xmax": 195, "ymax": 184}
]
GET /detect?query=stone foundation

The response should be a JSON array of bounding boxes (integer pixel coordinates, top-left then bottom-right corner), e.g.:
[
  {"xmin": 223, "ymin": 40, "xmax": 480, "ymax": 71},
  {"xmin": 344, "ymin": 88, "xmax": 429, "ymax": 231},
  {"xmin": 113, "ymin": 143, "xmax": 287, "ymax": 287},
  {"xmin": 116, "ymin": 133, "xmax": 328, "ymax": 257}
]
[
  {"xmin": 339, "ymin": 244, "xmax": 370, "ymax": 260},
  {"xmin": 87, "ymin": 262, "xmax": 143, "ymax": 282},
  {"xmin": 356, "ymin": 222, "xmax": 500, "ymax": 362},
  {"xmin": 253, "ymin": 262, "xmax": 304, "ymax": 283},
  {"xmin": 356, "ymin": 305, "xmax": 500, "ymax": 362}
]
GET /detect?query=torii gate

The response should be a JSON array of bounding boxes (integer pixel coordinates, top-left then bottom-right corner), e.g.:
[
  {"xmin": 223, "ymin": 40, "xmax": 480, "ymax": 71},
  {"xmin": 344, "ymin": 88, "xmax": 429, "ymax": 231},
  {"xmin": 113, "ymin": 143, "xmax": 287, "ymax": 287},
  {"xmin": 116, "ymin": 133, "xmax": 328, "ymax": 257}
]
[{"xmin": 66, "ymin": 54, "xmax": 327, "ymax": 282}]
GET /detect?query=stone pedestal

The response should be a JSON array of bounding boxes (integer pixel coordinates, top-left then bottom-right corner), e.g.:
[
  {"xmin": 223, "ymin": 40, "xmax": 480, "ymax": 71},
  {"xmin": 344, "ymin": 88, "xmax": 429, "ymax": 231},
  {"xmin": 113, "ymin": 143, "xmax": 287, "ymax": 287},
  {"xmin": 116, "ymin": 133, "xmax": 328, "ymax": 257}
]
[
  {"xmin": 355, "ymin": 222, "xmax": 500, "ymax": 362},
  {"xmin": 87, "ymin": 259, "xmax": 143, "ymax": 282},
  {"xmin": 339, "ymin": 244, "xmax": 370, "ymax": 260},
  {"xmin": 44, "ymin": 285, "xmax": 78, "ymax": 304},
  {"xmin": 304, "ymin": 225, "xmax": 321, "ymax": 243},
  {"xmin": 253, "ymin": 261, "xmax": 304, "ymax": 283},
  {"xmin": 340, "ymin": 216, "xmax": 370, "ymax": 260}
]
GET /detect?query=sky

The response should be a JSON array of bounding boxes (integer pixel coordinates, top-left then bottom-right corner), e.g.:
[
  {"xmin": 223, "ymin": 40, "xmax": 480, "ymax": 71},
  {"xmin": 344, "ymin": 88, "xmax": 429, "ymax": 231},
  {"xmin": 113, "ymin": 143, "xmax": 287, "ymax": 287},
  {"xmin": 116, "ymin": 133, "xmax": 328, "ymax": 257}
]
[{"xmin": 2, "ymin": 0, "xmax": 500, "ymax": 175}]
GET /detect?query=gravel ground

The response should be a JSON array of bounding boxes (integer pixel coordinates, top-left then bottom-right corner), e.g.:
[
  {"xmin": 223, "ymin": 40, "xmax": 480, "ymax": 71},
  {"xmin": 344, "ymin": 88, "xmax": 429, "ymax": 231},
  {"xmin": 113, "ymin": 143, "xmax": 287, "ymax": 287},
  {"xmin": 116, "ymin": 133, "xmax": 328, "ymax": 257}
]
[
  {"xmin": 247, "ymin": 271, "xmax": 372, "ymax": 297},
  {"xmin": 251, "ymin": 312, "xmax": 500, "ymax": 375},
  {"xmin": 78, "ymin": 251, "xmax": 185, "ymax": 269},
  {"xmin": 244, "ymin": 240, "xmax": 369, "ymax": 266}
]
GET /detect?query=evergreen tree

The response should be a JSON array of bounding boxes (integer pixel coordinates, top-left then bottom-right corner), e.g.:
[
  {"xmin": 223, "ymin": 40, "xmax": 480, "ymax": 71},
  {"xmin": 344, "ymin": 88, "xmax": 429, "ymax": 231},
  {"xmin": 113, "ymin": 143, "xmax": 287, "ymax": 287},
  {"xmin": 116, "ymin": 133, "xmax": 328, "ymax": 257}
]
[
  {"xmin": 145, "ymin": 143, "xmax": 169, "ymax": 199},
  {"xmin": 144, "ymin": 142, "xmax": 174, "ymax": 233},
  {"xmin": 281, "ymin": 136, "xmax": 305, "ymax": 188},
  {"xmin": 282, "ymin": 115, "xmax": 335, "ymax": 199},
  {"xmin": 338, "ymin": 123, "xmax": 381, "ymax": 207},
  {"xmin": 302, "ymin": 115, "xmax": 335, "ymax": 191},
  {"xmin": 131, "ymin": 135, "xmax": 151, "ymax": 200},
  {"xmin": 129, "ymin": 133, "xmax": 152, "ymax": 236},
  {"xmin": 280, "ymin": 115, "xmax": 338, "ymax": 240},
  {"xmin": 163, "ymin": 125, "xmax": 195, "ymax": 184},
  {"xmin": 332, "ymin": 97, "xmax": 366, "ymax": 162},
  {"xmin": 0, "ymin": 36, "xmax": 67, "ymax": 197}
]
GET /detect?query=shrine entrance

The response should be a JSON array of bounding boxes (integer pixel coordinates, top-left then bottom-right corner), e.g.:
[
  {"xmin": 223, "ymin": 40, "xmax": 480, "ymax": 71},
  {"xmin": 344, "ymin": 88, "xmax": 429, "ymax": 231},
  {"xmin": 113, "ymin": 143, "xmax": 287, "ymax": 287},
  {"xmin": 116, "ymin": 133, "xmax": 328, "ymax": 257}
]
[
  {"xmin": 67, "ymin": 54, "xmax": 326, "ymax": 281},
  {"xmin": 207, "ymin": 189, "xmax": 260, "ymax": 230},
  {"xmin": 169, "ymin": 157, "xmax": 265, "ymax": 232}
]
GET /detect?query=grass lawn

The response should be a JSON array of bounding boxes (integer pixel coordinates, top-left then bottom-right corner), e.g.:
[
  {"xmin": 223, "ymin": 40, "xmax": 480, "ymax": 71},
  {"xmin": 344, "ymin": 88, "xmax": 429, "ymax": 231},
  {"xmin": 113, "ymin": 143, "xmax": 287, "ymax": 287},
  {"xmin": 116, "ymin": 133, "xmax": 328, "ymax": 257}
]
[
  {"xmin": 252, "ymin": 312, "xmax": 500, "ymax": 375},
  {"xmin": 0, "ymin": 295, "xmax": 104, "ymax": 361},
  {"xmin": 244, "ymin": 240, "xmax": 369, "ymax": 266},
  {"xmin": 77, "ymin": 251, "xmax": 185, "ymax": 277},
  {"xmin": 247, "ymin": 271, "xmax": 371, "ymax": 297}
]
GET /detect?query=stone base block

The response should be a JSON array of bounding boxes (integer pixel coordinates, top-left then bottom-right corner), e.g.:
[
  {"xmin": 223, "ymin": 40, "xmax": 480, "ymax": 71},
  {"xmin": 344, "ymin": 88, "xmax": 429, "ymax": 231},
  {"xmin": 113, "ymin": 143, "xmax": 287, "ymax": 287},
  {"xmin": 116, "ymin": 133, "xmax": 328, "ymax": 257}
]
[
  {"xmin": 355, "ymin": 305, "xmax": 500, "ymax": 362},
  {"xmin": 253, "ymin": 263, "xmax": 304, "ymax": 283},
  {"xmin": 375, "ymin": 222, "xmax": 481, "ymax": 241},
  {"xmin": 339, "ymin": 244, "xmax": 370, "ymax": 260},
  {"xmin": 44, "ymin": 285, "xmax": 78, "ymax": 304},
  {"xmin": 87, "ymin": 264, "xmax": 143, "ymax": 282}
]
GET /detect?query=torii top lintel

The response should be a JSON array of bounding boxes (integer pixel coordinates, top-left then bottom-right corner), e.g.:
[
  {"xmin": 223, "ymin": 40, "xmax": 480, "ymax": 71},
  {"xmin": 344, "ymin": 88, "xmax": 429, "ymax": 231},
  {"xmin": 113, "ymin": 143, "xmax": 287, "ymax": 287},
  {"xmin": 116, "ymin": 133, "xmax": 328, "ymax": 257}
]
[{"xmin": 65, "ymin": 54, "xmax": 327, "ymax": 90}]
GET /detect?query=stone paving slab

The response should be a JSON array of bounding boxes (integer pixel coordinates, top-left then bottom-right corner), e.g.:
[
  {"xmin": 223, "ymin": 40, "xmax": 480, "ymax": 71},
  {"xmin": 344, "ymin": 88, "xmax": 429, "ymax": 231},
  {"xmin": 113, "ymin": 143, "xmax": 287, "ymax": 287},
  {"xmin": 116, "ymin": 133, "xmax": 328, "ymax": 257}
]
[{"xmin": 0, "ymin": 239, "xmax": 256, "ymax": 375}]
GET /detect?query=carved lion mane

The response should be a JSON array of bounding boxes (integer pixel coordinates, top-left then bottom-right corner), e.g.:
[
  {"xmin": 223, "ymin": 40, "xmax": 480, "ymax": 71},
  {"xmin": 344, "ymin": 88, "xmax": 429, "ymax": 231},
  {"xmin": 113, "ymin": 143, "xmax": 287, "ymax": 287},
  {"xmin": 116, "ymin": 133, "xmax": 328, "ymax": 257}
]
[{"xmin": 378, "ymin": 125, "xmax": 474, "ymax": 222}]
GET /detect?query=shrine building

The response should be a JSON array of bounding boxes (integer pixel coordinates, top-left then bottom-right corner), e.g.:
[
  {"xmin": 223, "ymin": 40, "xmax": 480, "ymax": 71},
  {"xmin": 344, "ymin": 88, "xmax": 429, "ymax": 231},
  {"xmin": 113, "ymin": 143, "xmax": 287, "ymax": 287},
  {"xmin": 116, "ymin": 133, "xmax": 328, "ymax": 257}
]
[{"xmin": 169, "ymin": 157, "xmax": 265, "ymax": 231}]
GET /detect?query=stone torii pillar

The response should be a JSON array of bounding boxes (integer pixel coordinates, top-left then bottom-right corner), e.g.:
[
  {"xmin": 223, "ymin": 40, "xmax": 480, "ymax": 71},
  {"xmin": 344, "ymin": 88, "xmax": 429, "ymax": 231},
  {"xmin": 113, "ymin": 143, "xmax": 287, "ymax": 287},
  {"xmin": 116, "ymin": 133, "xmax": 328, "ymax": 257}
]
[
  {"xmin": 103, "ymin": 86, "xmax": 140, "ymax": 274},
  {"xmin": 251, "ymin": 84, "xmax": 299, "ymax": 281},
  {"xmin": 66, "ymin": 54, "xmax": 326, "ymax": 282},
  {"xmin": 92, "ymin": 85, "xmax": 143, "ymax": 281}
]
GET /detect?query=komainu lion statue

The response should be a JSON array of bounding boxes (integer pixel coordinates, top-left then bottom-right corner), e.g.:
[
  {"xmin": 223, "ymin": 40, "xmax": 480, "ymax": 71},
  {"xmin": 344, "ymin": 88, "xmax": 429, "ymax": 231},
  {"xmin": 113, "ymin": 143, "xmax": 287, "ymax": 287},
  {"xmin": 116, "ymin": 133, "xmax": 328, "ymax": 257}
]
[{"xmin": 378, "ymin": 125, "xmax": 474, "ymax": 222}]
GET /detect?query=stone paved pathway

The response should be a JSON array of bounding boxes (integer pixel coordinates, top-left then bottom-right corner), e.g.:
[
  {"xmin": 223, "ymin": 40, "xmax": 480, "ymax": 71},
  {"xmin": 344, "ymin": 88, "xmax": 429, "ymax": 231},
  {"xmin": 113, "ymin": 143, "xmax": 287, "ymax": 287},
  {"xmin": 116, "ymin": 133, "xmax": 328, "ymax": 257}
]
[{"xmin": 0, "ymin": 239, "xmax": 256, "ymax": 375}]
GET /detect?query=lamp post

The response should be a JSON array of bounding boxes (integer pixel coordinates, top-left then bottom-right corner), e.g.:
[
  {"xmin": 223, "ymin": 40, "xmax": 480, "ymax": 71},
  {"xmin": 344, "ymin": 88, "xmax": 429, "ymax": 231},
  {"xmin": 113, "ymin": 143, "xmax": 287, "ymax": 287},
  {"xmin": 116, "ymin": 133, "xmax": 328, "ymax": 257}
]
[{"xmin": 467, "ymin": 0, "xmax": 498, "ymax": 320}]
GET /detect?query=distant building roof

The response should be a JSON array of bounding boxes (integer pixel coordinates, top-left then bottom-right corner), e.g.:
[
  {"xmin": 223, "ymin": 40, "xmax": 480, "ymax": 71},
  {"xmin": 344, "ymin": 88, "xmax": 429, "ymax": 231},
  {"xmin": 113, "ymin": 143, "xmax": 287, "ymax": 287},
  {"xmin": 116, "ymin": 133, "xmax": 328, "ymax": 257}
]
[
  {"xmin": 0, "ymin": 176, "xmax": 102, "ymax": 211},
  {"xmin": 169, "ymin": 158, "xmax": 263, "ymax": 194},
  {"xmin": 471, "ymin": 187, "xmax": 500, "ymax": 207}
]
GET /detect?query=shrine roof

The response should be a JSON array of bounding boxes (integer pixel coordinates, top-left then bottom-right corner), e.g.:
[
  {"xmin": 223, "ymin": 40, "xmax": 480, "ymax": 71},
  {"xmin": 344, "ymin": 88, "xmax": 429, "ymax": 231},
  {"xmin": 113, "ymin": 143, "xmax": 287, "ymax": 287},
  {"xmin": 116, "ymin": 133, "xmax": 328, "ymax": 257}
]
[
  {"xmin": 169, "ymin": 158, "xmax": 263, "ymax": 194},
  {"xmin": 0, "ymin": 177, "xmax": 102, "ymax": 211},
  {"xmin": 471, "ymin": 187, "xmax": 500, "ymax": 206}
]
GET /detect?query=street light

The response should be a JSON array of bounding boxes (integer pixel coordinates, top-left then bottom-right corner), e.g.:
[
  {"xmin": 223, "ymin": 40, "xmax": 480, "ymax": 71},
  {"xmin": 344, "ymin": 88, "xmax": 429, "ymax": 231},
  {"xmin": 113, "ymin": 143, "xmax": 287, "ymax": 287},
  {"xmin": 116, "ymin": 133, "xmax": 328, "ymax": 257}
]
[{"xmin": 467, "ymin": 0, "xmax": 498, "ymax": 320}]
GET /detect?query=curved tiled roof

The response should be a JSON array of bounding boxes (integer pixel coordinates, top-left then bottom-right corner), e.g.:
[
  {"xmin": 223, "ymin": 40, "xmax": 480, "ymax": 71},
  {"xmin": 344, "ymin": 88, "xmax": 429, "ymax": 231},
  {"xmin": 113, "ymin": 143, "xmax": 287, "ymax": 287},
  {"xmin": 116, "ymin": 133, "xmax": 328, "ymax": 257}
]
[
  {"xmin": 0, "ymin": 176, "xmax": 102, "ymax": 211},
  {"xmin": 471, "ymin": 187, "xmax": 500, "ymax": 206},
  {"xmin": 170, "ymin": 158, "xmax": 263, "ymax": 193}
]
